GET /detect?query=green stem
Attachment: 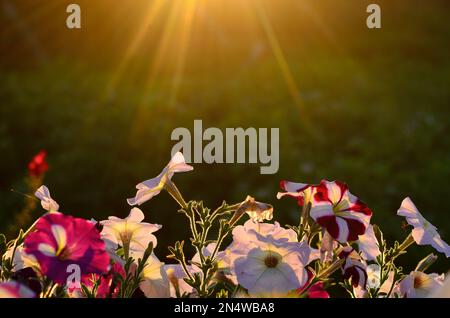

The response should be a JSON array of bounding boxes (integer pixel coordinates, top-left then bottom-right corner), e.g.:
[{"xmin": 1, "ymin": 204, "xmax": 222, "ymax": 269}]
[{"xmin": 397, "ymin": 233, "xmax": 415, "ymax": 253}]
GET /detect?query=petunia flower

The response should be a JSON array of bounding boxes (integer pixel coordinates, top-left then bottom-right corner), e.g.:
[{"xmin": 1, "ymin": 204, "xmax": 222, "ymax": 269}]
[
  {"xmin": 138, "ymin": 253, "xmax": 170, "ymax": 298},
  {"xmin": 357, "ymin": 225, "xmax": 381, "ymax": 261},
  {"xmin": 3, "ymin": 245, "xmax": 39, "ymax": 272},
  {"xmin": 127, "ymin": 152, "xmax": 193, "ymax": 206},
  {"xmin": 35, "ymin": 185, "xmax": 59, "ymax": 212},
  {"xmin": 100, "ymin": 208, "xmax": 161, "ymax": 256},
  {"xmin": 228, "ymin": 228, "xmax": 318, "ymax": 297},
  {"xmin": 310, "ymin": 180, "xmax": 372, "ymax": 243},
  {"xmin": 366, "ymin": 264, "xmax": 381, "ymax": 289},
  {"xmin": 429, "ymin": 275, "xmax": 450, "ymax": 298},
  {"xmin": 277, "ymin": 181, "xmax": 316, "ymax": 206},
  {"xmin": 320, "ymin": 230, "xmax": 336, "ymax": 262},
  {"xmin": 231, "ymin": 219, "xmax": 298, "ymax": 244},
  {"xmin": 297, "ymin": 272, "xmax": 330, "ymax": 298},
  {"xmin": 0, "ymin": 281, "xmax": 35, "ymax": 298},
  {"xmin": 306, "ymin": 282, "xmax": 330, "ymax": 298},
  {"xmin": 339, "ymin": 247, "xmax": 367, "ymax": 289},
  {"xmin": 85, "ymin": 262, "xmax": 126, "ymax": 298},
  {"xmin": 24, "ymin": 213, "xmax": 110, "ymax": 285},
  {"xmin": 235, "ymin": 195, "xmax": 273, "ymax": 223},
  {"xmin": 164, "ymin": 264, "xmax": 194, "ymax": 298},
  {"xmin": 399, "ymin": 271, "xmax": 444, "ymax": 298},
  {"xmin": 397, "ymin": 197, "xmax": 450, "ymax": 257},
  {"xmin": 28, "ymin": 150, "xmax": 48, "ymax": 177}
]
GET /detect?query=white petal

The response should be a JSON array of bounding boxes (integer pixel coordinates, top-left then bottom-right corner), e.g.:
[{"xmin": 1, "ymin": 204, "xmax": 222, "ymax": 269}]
[
  {"xmin": 38, "ymin": 243, "xmax": 56, "ymax": 257},
  {"xmin": 324, "ymin": 181, "xmax": 344, "ymax": 204},
  {"xmin": 310, "ymin": 202, "xmax": 334, "ymax": 220},
  {"xmin": 358, "ymin": 225, "xmax": 381, "ymax": 261},
  {"xmin": 127, "ymin": 208, "xmax": 145, "ymax": 222},
  {"xmin": 397, "ymin": 197, "xmax": 420, "ymax": 219},
  {"xmin": 35, "ymin": 185, "xmax": 59, "ymax": 211},
  {"xmin": 335, "ymin": 217, "xmax": 349, "ymax": 243},
  {"xmin": 51, "ymin": 225, "xmax": 67, "ymax": 252},
  {"xmin": 430, "ymin": 235, "xmax": 450, "ymax": 258}
]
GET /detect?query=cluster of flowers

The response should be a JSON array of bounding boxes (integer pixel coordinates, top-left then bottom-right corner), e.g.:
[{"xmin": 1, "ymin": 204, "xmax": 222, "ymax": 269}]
[{"xmin": 1, "ymin": 152, "xmax": 449, "ymax": 298}]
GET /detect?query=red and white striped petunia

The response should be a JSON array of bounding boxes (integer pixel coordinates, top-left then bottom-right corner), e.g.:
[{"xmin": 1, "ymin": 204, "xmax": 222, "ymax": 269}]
[
  {"xmin": 339, "ymin": 247, "xmax": 368, "ymax": 289},
  {"xmin": 310, "ymin": 180, "xmax": 372, "ymax": 243}
]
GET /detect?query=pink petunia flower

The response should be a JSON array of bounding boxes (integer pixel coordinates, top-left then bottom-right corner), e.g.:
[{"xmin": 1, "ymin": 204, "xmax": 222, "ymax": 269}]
[
  {"xmin": 0, "ymin": 281, "xmax": 35, "ymax": 298},
  {"xmin": 397, "ymin": 197, "xmax": 450, "ymax": 257},
  {"xmin": 24, "ymin": 213, "xmax": 110, "ymax": 285},
  {"xmin": 310, "ymin": 180, "xmax": 372, "ymax": 243},
  {"xmin": 297, "ymin": 271, "xmax": 330, "ymax": 298},
  {"xmin": 83, "ymin": 262, "xmax": 126, "ymax": 298},
  {"xmin": 307, "ymin": 282, "xmax": 330, "ymax": 298}
]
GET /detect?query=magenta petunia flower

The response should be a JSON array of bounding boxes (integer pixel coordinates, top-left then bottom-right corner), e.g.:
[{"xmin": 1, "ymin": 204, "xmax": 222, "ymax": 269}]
[
  {"xmin": 24, "ymin": 213, "xmax": 110, "ymax": 285},
  {"xmin": 310, "ymin": 180, "xmax": 372, "ymax": 243},
  {"xmin": 78, "ymin": 262, "xmax": 126, "ymax": 298},
  {"xmin": 307, "ymin": 282, "xmax": 330, "ymax": 298}
]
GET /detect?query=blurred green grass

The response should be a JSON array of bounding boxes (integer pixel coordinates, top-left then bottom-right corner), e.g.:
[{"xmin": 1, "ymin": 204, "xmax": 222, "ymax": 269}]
[{"xmin": 0, "ymin": 0, "xmax": 449, "ymax": 274}]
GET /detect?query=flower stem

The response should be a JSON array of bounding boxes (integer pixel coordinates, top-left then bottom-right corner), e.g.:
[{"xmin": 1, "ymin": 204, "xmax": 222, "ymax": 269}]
[
  {"xmin": 165, "ymin": 181, "xmax": 188, "ymax": 209},
  {"xmin": 397, "ymin": 233, "xmax": 415, "ymax": 253}
]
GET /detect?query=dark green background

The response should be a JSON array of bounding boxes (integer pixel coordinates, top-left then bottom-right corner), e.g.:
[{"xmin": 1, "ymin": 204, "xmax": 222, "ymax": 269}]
[{"xmin": 1, "ymin": 0, "xmax": 449, "ymax": 280}]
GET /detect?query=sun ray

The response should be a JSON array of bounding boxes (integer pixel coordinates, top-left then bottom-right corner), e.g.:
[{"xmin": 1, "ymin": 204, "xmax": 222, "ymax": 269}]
[
  {"xmin": 251, "ymin": 0, "xmax": 315, "ymax": 136},
  {"xmin": 125, "ymin": 0, "xmax": 183, "ymax": 142},
  {"xmin": 103, "ymin": 0, "xmax": 165, "ymax": 99},
  {"xmin": 168, "ymin": 0, "xmax": 198, "ymax": 108}
]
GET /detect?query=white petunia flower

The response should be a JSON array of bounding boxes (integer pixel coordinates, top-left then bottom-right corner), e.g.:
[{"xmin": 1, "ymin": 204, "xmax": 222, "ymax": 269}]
[
  {"xmin": 429, "ymin": 274, "xmax": 450, "ymax": 298},
  {"xmin": 399, "ymin": 271, "xmax": 444, "ymax": 298},
  {"xmin": 35, "ymin": 185, "xmax": 59, "ymax": 212},
  {"xmin": 164, "ymin": 264, "xmax": 194, "ymax": 298},
  {"xmin": 127, "ymin": 152, "xmax": 193, "ymax": 206},
  {"xmin": 139, "ymin": 253, "xmax": 170, "ymax": 298},
  {"xmin": 231, "ymin": 219, "xmax": 298, "ymax": 243},
  {"xmin": 3, "ymin": 245, "xmax": 39, "ymax": 272},
  {"xmin": 237, "ymin": 196, "xmax": 273, "ymax": 223},
  {"xmin": 397, "ymin": 197, "xmax": 450, "ymax": 257},
  {"xmin": 358, "ymin": 225, "xmax": 381, "ymax": 261},
  {"xmin": 366, "ymin": 264, "xmax": 381, "ymax": 289},
  {"xmin": 228, "ymin": 229, "xmax": 318, "ymax": 297},
  {"xmin": 100, "ymin": 208, "xmax": 161, "ymax": 255}
]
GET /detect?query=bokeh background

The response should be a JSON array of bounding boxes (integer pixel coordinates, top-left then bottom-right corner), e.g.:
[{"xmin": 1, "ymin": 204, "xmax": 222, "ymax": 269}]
[{"xmin": 1, "ymin": 0, "xmax": 449, "ymax": 275}]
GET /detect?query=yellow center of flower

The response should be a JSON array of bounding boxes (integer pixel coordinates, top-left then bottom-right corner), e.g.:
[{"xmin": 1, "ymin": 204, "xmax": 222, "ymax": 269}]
[
  {"xmin": 56, "ymin": 247, "xmax": 71, "ymax": 261},
  {"xmin": 119, "ymin": 230, "xmax": 133, "ymax": 245},
  {"xmin": 413, "ymin": 274, "xmax": 428, "ymax": 289}
]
